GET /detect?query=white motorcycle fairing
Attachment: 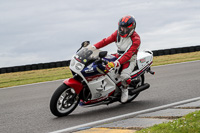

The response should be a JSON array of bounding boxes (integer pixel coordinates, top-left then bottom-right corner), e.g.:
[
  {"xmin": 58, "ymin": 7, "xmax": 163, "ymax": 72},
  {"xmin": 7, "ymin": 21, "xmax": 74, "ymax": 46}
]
[
  {"xmin": 69, "ymin": 45, "xmax": 153, "ymax": 103},
  {"xmin": 50, "ymin": 43, "xmax": 154, "ymax": 117}
]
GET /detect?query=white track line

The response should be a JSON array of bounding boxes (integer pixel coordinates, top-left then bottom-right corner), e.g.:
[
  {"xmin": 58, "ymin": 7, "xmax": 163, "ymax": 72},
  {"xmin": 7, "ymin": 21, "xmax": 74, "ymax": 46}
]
[
  {"xmin": 1, "ymin": 60, "xmax": 200, "ymax": 91},
  {"xmin": 49, "ymin": 96, "xmax": 200, "ymax": 133}
]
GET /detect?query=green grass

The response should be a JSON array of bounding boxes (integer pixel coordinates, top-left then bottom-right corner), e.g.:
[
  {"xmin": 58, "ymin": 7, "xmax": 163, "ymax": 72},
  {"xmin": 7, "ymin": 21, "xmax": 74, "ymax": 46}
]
[
  {"xmin": 0, "ymin": 51, "xmax": 200, "ymax": 88},
  {"xmin": 136, "ymin": 110, "xmax": 200, "ymax": 133},
  {"xmin": 153, "ymin": 51, "xmax": 200, "ymax": 66},
  {"xmin": 0, "ymin": 67, "xmax": 72, "ymax": 88}
]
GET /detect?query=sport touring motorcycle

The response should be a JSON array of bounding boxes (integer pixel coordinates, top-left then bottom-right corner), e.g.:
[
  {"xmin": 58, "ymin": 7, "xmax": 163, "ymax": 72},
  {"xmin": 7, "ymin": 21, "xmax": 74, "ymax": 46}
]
[{"xmin": 50, "ymin": 42, "xmax": 155, "ymax": 117}]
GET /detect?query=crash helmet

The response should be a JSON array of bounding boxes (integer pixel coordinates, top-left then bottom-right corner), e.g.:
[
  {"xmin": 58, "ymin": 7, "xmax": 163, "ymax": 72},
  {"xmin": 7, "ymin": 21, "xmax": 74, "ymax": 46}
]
[{"xmin": 118, "ymin": 15, "xmax": 136, "ymax": 38}]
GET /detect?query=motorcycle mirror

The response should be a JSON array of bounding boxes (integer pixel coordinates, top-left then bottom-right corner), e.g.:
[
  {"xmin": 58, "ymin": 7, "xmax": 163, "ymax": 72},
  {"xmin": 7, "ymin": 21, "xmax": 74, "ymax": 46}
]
[
  {"xmin": 99, "ymin": 51, "xmax": 107, "ymax": 58},
  {"xmin": 81, "ymin": 41, "xmax": 90, "ymax": 47},
  {"xmin": 77, "ymin": 41, "xmax": 90, "ymax": 53}
]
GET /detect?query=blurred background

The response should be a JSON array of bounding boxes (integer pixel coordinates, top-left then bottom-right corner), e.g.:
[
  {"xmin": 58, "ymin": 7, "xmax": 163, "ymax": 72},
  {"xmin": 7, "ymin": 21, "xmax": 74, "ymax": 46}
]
[{"xmin": 1, "ymin": 0, "xmax": 200, "ymax": 67}]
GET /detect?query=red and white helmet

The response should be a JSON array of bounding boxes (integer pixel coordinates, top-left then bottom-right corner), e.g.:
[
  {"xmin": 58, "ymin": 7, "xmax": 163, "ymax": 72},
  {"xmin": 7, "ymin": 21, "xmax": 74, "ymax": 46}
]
[{"xmin": 118, "ymin": 15, "xmax": 136, "ymax": 38}]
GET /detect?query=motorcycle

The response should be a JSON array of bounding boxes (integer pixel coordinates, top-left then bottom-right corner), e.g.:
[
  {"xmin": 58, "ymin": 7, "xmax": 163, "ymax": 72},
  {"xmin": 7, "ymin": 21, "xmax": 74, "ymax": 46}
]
[{"xmin": 50, "ymin": 41, "xmax": 155, "ymax": 117}]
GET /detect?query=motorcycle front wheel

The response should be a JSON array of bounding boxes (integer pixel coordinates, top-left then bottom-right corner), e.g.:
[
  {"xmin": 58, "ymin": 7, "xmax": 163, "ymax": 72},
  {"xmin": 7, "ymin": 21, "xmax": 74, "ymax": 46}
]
[{"xmin": 50, "ymin": 83, "xmax": 80, "ymax": 117}]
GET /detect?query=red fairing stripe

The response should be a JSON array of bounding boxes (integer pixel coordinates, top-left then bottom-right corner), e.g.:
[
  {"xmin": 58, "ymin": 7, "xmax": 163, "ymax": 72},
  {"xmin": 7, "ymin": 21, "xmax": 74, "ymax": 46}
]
[
  {"xmin": 83, "ymin": 90, "xmax": 115, "ymax": 105},
  {"xmin": 85, "ymin": 74, "xmax": 105, "ymax": 81},
  {"xmin": 131, "ymin": 61, "xmax": 153, "ymax": 78},
  {"xmin": 75, "ymin": 57, "xmax": 81, "ymax": 62},
  {"xmin": 63, "ymin": 78, "xmax": 83, "ymax": 94},
  {"xmin": 117, "ymin": 62, "xmax": 153, "ymax": 86}
]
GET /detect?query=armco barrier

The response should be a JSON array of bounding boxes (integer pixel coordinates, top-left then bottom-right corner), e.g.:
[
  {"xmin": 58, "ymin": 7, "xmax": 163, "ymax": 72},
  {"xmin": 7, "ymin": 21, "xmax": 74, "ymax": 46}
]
[
  {"xmin": 0, "ymin": 61, "xmax": 70, "ymax": 74},
  {"xmin": 153, "ymin": 45, "xmax": 200, "ymax": 56},
  {"xmin": 0, "ymin": 45, "xmax": 199, "ymax": 74}
]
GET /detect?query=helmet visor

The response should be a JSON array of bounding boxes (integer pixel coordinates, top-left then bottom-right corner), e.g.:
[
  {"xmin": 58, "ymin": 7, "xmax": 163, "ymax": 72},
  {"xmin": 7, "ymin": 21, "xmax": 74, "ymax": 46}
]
[{"xmin": 119, "ymin": 26, "xmax": 130, "ymax": 36}]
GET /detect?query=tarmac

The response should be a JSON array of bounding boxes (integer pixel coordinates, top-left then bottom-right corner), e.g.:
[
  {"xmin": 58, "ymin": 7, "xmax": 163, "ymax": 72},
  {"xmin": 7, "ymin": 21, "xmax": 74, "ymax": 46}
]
[{"xmin": 74, "ymin": 100, "xmax": 200, "ymax": 133}]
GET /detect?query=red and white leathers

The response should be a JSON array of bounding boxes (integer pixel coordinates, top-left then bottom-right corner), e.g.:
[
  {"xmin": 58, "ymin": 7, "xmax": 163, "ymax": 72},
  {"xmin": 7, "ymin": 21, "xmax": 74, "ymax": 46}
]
[{"xmin": 94, "ymin": 30, "xmax": 141, "ymax": 84}]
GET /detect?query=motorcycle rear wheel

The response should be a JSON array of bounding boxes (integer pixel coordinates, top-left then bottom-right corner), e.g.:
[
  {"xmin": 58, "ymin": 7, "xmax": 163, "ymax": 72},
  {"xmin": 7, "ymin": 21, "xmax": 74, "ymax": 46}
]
[{"xmin": 50, "ymin": 83, "xmax": 80, "ymax": 117}]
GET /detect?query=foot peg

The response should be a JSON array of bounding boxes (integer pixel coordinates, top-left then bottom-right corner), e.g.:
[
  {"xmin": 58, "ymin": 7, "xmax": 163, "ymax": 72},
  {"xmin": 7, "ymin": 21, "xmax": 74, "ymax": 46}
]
[{"xmin": 147, "ymin": 67, "xmax": 155, "ymax": 75}]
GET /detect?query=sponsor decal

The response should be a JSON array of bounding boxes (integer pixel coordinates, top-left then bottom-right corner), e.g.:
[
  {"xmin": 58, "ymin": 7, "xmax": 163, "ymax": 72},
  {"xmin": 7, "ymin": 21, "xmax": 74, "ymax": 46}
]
[
  {"xmin": 85, "ymin": 67, "xmax": 94, "ymax": 73},
  {"xmin": 140, "ymin": 58, "xmax": 146, "ymax": 63}
]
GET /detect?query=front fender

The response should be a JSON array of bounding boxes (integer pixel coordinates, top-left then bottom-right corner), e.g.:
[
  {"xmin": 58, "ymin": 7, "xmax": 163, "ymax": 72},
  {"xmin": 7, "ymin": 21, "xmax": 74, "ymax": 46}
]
[{"xmin": 63, "ymin": 78, "xmax": 83, "ymax": 94}]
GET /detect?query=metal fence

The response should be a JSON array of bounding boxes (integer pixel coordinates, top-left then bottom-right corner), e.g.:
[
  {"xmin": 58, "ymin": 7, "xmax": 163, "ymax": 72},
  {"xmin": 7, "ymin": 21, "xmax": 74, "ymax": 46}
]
[{"xmin": 0, "ymin": 45, "xmax": 199, "ymax": 74}]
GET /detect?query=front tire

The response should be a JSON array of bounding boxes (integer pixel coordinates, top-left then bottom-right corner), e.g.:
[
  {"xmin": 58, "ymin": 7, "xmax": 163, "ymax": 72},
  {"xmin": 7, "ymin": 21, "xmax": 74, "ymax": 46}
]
[{"xmin": 50, "ymin": 83, "xmax": 80, "ymax": 117}]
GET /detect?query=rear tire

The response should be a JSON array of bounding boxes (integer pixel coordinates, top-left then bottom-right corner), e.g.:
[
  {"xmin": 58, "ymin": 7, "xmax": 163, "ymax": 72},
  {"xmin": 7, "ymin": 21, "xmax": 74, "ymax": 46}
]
[{"xmin": 50, "ymin": 83, "xmax": 80, "ymax": 117}]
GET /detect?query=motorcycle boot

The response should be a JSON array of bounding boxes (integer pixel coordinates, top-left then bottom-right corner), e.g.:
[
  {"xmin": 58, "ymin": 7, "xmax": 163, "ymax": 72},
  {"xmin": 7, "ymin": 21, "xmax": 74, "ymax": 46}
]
[
  {"xmin": 120, "ymin": 78, "xmax": 130, "ymax": 103},
  {"xmin": 121, "ymin": 87, "xmax": 128, "ymax": 103}
]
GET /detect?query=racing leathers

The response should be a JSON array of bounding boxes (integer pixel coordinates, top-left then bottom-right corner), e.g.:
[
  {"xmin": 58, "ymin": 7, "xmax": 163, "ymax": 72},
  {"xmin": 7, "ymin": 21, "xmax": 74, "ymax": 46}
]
[{"xmin": 93, "ymin": 30, "xmax": 141, "ymax": 102}]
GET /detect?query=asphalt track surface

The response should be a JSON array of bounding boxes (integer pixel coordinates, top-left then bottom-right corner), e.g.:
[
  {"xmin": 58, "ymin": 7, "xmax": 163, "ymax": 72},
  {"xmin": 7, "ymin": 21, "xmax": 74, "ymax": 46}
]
[{"xmin": 0, "ymin": 61, "xmax": 200, "ymax": 133}]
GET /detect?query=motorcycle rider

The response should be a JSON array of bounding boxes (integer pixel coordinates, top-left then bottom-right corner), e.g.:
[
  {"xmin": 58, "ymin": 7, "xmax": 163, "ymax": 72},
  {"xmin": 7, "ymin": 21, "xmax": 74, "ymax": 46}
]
[{"xmin": 93, "ymin": 15, "xmax": 141, "ymax": 103}]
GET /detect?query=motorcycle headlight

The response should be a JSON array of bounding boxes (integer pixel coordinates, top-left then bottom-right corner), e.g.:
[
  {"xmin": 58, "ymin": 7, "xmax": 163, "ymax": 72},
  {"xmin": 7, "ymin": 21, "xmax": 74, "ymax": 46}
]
[
  {"xmin": 75, "ymin": 63, "xmax": 83, "ymax": 70},
  {"xmin": 70, "ymin": 59, "xmax": 75, "ymax": 67}
]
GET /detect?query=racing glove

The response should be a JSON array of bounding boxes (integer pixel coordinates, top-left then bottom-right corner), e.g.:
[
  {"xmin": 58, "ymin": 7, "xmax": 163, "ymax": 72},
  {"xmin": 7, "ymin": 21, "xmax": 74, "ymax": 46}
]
[{"xmin": 105, "ymin": 60, "xmax": 120, "ymax": 71}]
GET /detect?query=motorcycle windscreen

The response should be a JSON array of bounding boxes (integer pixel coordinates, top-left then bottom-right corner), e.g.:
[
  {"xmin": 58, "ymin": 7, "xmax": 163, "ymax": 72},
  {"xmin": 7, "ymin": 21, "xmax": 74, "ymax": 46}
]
[{"xmin": 74, "ymin": 45, "xmax": 101, "ymax": 65}]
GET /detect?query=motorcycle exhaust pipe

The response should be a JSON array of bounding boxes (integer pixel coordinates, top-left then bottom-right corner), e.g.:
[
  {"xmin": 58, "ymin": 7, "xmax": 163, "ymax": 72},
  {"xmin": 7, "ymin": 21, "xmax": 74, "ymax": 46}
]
[{"xmin": 129, "ymin": 83, "xmax": 150, "ymax": 96}]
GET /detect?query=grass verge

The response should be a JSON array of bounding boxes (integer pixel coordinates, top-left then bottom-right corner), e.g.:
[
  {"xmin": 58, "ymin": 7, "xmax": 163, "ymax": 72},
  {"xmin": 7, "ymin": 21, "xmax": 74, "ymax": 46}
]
[
  {"xmin": 0, "ymin": 67, "xmax": 72, "ymax": 88},
  {"xmin": 0, "ymin": 51, "xmax": 200, "ymax": 88},
  {"xmin": 136, "ymin": 110, "xmax": 200, "ymax": 133}
]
